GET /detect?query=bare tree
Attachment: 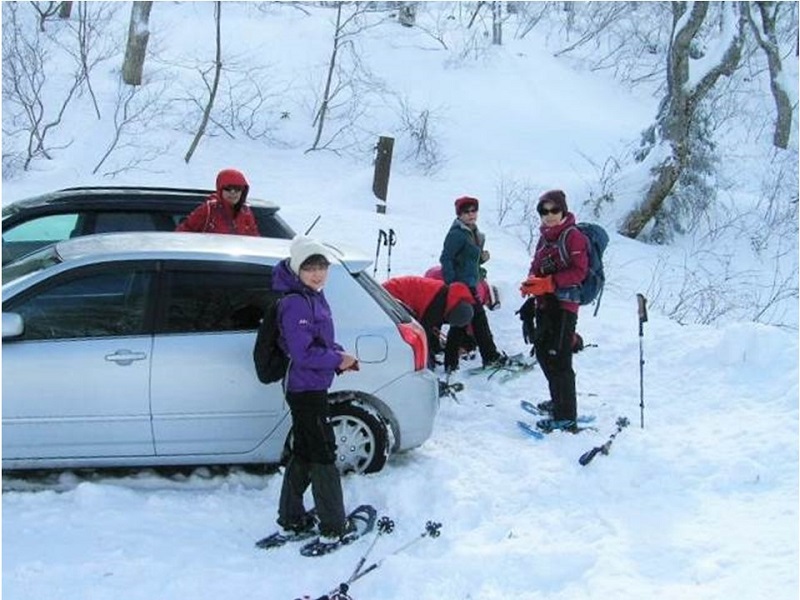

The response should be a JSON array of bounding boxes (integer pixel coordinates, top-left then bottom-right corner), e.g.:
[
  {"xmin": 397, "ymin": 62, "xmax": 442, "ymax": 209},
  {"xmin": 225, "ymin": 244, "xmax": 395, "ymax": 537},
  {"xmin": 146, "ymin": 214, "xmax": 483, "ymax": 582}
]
[
  {"xmin": 307, "ymin": 2, "xmax": 386, "ymax": 153},
  {"xmin": 491, "ymin": 1, "xmax": 503, "ymax": 45},
  {"xmin": 52, "ymin": 2, "xmax": 118, "ymax": 120},
  {"xmin": 494, "ymin": 175, "xmax": 540, "ymax": 253},
  {"xmin": 184, "ymin": 1, "xmax": 222, "ymax": 163},
  {"xmin": 620, "ymin": 3, "xmax": 746, "ymax": 240},
  {"xmin": 122, "ymin": 1, "xmax": 153, "ymax": 86},
  {"xmin": 391, "ymin": 94, "xmax": 446, "ymax": 174},
  {"xmin": 30, "ymin": 1, "xmax": 60, "ymax": 31},
  {"xmin": 92, "ymin": 80, "xmax": 169, "ymax": 176},
  {"xmin": 2, "ymin": 3, "xmax": 84, "ymax": 170},
  {"xmin": 745, "ymin": 1, "xmax": 794, "ymax": 149}
]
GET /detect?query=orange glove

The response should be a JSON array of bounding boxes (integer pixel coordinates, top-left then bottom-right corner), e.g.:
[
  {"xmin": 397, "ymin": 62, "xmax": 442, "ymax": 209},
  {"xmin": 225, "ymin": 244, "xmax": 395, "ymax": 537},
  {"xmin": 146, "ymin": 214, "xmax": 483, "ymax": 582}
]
[{"xmin": 519, "ymin": 275, "xmax": 555, "ymax": 297}]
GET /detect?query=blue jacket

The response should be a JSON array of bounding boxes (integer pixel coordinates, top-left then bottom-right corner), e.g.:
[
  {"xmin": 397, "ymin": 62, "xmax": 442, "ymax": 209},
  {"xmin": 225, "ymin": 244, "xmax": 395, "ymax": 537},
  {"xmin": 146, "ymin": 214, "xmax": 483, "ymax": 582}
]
[
  {"xmin": 271, "ymin": 259, "xmax": 343, "ymax": 392},
  {"xmin": 439, "ymin": 219, "xmax": 485, "ymax": 288}
]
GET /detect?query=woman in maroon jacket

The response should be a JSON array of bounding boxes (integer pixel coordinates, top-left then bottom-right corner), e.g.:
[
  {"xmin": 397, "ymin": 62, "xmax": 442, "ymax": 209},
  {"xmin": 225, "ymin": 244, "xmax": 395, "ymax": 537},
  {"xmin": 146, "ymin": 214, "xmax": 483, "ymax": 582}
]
[
  {"xmin": 520, "ymin": 190, "xmax": 588, "ymax": 430},
  {"xmin": 176, "ymin": 168, "xmax": 260, "ymax": 236}
]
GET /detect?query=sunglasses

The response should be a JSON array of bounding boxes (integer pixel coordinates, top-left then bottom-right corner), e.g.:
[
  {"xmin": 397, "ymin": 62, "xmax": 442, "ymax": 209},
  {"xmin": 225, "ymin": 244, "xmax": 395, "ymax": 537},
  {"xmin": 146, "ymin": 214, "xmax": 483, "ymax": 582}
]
[
  {"xmin": 222, "ymin": 185, "xmax": 244, "ymax": 192},
  {"xmin": 538, "ymin": 206, "xmax": 562, "ymax": 216}
]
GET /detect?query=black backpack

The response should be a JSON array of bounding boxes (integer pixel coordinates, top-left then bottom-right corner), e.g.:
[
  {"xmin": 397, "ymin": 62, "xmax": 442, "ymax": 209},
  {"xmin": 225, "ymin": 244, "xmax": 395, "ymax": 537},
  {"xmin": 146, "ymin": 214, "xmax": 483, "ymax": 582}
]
[{"xmin": 253, "ymin": 292, "xmax": 298, "ymax": 384}]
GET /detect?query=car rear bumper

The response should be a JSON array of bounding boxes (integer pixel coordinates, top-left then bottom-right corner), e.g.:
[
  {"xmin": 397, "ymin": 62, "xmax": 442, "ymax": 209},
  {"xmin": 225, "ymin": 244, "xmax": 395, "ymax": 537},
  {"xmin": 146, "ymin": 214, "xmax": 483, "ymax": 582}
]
[{"xmin": 374, "ymin": 369, "xmax": 439, "ymax": 452}]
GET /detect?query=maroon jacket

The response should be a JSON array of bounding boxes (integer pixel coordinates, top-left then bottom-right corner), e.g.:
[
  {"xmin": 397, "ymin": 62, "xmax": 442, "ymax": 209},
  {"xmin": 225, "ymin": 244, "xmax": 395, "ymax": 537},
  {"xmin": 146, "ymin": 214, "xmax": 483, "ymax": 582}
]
[
  {"xmin": 176, "ymin": 169, "xmax": 260, "ymax": 236},
  {"xmin": 528, "ymin": 212, "xmax": 589, "ymax": 314}
]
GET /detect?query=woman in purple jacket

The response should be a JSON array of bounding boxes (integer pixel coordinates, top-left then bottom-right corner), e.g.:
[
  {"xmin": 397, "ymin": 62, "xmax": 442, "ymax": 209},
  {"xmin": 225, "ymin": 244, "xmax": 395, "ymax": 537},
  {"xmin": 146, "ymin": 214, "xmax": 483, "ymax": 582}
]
[{"xmin": 272, "ymin": 236, "xmax": 358, "ymax": 545}]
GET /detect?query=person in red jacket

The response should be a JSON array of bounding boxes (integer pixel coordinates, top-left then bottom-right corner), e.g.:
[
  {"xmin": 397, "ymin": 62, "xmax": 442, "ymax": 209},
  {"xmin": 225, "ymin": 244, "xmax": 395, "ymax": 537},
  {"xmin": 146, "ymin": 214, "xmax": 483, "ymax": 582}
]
[
  {"xmin": 383, "ymin": 276, "xmax": 475, "ymax": 369},
  {"xmin": 176, "ymin": 168, "xmax": 260, "ymax": 236},
  {"xmin": 520, "ymin": 190, "xmax": 588, "ymax": 431}
]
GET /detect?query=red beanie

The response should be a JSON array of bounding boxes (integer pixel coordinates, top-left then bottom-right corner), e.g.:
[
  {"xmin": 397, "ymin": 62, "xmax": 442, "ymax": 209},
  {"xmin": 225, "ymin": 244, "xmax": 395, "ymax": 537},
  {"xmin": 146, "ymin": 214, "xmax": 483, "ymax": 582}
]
[{"xmin": 455, "ymin": 196, "xmax": 479, "ymax": 215}]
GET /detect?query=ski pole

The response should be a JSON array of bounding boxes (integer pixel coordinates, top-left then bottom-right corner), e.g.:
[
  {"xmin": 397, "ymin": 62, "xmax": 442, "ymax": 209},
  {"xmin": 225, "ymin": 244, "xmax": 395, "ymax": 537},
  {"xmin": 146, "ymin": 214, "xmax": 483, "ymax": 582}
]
[
  {"xmin": 592, "ymin": 282, "xmax": 604, "ymax": 317},
  {"xmin": 346, "ymin": 516, "xmax": 394, "ymax": 586},
  {"xmin": 636, "ymin": 293, "xmax": 648, "ymax": 429},
  {"xmin": 578, "ymin": 416, "xmax": 630, "ymax": 466},
  {"xmin": 372, "ymin": 229, "xmax": 387, "ymax": 278},
  {"xmin": 348, "ymin": 521, "xmax": 442, "ymax": 586},
  {"xmin": 386, "ymin": 228, "xmax": 396, "ymax": 279}
]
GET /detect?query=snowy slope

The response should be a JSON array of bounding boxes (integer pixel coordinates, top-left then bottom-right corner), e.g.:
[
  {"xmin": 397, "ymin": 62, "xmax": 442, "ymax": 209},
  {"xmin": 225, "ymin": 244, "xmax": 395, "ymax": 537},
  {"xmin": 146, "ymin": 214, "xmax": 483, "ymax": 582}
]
[{"xmin": 2, "ymin": 4, "xmax": 797, "ymax": 600}]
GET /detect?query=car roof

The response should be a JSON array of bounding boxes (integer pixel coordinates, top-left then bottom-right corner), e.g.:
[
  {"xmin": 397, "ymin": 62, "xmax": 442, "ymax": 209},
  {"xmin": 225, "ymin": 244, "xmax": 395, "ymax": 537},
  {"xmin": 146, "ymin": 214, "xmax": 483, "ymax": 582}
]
[
  {"xmin": 55, "ymin": 232, "xmax": 372, "ymax": 274},
  {"xmin": 2, "ymin": 186, "xmax": 280, "ymax": 217}
]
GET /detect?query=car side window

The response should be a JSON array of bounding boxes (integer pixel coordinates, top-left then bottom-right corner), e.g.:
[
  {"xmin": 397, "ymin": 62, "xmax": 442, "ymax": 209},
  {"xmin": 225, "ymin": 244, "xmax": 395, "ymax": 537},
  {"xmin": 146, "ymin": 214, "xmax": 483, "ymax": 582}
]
[
  {"xmin": 160, "ymin": 265, "xmax": 271, "ymax": 334},
  {"xmin": 6, "ymin": 265, "xmax": 152, "ymax": 341},
  {"xmin": 93, "ymin": 212, "xmax": 162, "ymax": 233},
  {"xmin": 2, "ymin": 213, "xmax": 81, "ymax": 264}
]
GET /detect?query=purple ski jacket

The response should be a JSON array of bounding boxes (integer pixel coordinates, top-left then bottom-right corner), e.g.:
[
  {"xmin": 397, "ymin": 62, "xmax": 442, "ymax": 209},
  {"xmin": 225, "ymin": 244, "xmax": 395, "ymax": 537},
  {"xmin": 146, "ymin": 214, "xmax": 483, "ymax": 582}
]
[{"xmin": 272, "ymin": 259, "xmax": 344, "ymax": 392}]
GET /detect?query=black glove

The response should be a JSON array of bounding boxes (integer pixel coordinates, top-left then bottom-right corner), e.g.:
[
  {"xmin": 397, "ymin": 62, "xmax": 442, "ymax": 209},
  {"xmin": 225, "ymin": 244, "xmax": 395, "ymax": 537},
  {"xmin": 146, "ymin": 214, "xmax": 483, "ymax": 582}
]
[
  {"xmin": 572, "ymin": 333, "xmax": 584, "ymax": 353},
  {"xmin": 516, "ymin": 297, "xmax": 537, "ymax": 345},
  {"xmin": 539, "ymin": 256, "xmax": 558, "ymax": 275}
]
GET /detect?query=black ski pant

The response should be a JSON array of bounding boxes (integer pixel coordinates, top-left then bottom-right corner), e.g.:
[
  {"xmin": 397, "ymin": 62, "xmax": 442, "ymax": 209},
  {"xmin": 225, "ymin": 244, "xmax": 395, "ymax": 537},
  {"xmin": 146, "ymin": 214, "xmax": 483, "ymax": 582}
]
[
  {"xmin": 534, "ymin": 305, "xmax": 578, "ymax": 421},
  {"xmin": 444, "ymin": 286, "xmax": 499, "ymax": 369},
  {"xmin": 278, "ymin": 390, "xmax": 346, "ymax": 537}
]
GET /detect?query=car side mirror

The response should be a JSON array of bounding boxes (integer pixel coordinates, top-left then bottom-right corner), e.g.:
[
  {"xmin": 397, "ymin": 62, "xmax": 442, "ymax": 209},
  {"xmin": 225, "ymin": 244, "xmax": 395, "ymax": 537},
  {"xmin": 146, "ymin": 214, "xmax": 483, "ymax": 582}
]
[{"xmin": 2, "ymin": 312, "xmax": 24, "ymax": 339}]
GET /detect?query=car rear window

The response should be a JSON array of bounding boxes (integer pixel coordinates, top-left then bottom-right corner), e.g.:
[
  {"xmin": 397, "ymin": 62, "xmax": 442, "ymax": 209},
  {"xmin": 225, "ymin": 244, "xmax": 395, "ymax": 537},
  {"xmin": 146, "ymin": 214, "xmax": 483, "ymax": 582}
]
[{"xmin": 352, "ymin": 271, "xmax": 413, "ymax": 324}]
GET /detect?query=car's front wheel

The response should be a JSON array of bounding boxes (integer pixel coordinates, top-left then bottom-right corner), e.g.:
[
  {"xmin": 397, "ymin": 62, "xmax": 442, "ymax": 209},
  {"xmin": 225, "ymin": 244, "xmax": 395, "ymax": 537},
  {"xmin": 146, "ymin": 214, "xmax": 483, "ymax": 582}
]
[{"xmin": 330, "ymin": 400, "xmax": 390, "ymax": 474}]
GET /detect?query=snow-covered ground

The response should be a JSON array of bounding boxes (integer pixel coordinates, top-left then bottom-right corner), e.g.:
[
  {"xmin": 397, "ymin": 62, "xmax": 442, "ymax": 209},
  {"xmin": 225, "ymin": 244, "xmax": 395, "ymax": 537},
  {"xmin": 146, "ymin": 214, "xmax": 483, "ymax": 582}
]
[{"xmin": 2, "ymin": 4, "xmax": 797, "ymax": 600}]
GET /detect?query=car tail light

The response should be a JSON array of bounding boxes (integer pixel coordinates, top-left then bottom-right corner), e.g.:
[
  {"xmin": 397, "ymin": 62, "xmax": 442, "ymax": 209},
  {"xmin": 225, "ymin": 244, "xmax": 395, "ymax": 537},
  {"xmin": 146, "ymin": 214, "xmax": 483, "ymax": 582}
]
[{"xmin": 398, "ymin": 321, "xmax": 428, "ymax": 371}]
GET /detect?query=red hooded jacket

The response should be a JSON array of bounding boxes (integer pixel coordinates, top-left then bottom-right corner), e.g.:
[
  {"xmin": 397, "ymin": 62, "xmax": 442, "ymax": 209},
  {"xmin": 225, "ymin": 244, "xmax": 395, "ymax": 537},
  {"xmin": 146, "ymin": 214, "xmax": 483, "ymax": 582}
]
[
  {"xmin": 176, "ymin": 169, "xmax": 260, "ymax": 236},
  {"xmin": 383, "ymin": 276, "xmax": 474, "ymax": 325}
]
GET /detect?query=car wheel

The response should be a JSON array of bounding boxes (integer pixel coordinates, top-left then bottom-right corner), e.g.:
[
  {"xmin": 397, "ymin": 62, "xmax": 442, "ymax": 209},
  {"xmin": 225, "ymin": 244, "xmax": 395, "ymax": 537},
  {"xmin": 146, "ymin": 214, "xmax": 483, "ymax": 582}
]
[{"xmin": 330, "ymin": 400, "xmax": 389, "ymax": 475}]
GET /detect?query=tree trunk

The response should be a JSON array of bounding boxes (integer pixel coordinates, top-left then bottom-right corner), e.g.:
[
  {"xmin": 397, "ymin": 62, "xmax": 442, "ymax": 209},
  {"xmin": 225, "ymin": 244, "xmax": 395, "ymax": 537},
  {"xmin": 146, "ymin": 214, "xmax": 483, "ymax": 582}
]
[
  {"xmin": 620, "ymin": 3, "xmax": 745, "ymax": 240},
  {"xmin": 492, "ymin": 1, "xmax": 503, "ymax": 45},
  {"xmin": 747, "ymin": 2, "xmax": 793, "ymax": 149},
  {"xmin": 308, "ymin": 2, "xmax": 343, "ymax": 152},
  {"xmin": 185, "ymin": 2, "xmax": 223, "ymax": 164},
  {"xmin": 398, "ymin": 2, "xmax": 416, "ymax": 27},
  {"xmin": 122, "ymin": 1, "xmax": 153, "ymax": 86}
]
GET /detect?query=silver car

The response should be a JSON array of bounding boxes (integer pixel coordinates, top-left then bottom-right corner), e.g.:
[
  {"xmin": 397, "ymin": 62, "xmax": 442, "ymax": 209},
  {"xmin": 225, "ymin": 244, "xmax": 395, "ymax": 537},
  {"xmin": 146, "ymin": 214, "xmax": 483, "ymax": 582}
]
[{"xmin": 2, "ymin": 233, "xmax": 439, "ymax": 474}]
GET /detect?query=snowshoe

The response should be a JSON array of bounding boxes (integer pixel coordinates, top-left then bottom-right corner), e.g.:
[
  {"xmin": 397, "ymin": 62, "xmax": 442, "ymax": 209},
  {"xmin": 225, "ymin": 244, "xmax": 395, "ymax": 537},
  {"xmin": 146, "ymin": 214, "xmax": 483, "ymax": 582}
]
[
  {"xmin": 255, "ymin": 510, "xmax": 318, "ymax": 550},
  {"xmin": 300, "ymin": 504, "xmax": 377, "ymax": 558}
]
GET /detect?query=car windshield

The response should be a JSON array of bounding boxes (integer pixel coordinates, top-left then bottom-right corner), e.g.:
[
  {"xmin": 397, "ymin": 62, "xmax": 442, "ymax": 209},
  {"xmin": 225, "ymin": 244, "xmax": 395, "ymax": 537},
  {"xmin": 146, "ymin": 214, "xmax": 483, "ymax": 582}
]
[{"xmin": 2, "ymin": 245, "xmax": 61, "ymax": 286}]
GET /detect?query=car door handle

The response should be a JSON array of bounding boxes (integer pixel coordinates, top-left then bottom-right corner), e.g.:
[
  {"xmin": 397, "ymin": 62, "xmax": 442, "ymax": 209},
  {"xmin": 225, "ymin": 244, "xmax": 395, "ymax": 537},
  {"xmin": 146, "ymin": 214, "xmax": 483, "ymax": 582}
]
[{"xmin": 105, "ymin": 350, "xmax": 148, "ymax": 365}]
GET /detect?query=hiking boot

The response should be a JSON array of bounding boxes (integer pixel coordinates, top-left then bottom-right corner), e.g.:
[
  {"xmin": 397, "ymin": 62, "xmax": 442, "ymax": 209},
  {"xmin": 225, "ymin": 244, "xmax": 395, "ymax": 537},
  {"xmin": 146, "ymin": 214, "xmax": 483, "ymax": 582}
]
[
  {"xmin": 482, "ymin": 352, "xmax": 508, "ymax": 369},
  {"xmin": 278, "ymin": 511, "xmax": 317, "ymax": 536},
  {"xmin": 318, "ymin": 518, "xmax": 356, "ymax": 547},
  {"xmin": 536, "ymin": 418, "xmax": 579, "ymax": 434},
  {"xmin": 536, "ymin": 400, "xmax": 554, "ymax": 413}
]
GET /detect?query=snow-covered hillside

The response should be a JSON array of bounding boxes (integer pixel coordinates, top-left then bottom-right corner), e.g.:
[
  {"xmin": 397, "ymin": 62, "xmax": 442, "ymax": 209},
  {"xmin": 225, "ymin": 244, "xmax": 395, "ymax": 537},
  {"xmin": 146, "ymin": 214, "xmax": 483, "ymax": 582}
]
[{"xmin": 2, "ymin": 4, "xmax": 797, "ymax": 600}]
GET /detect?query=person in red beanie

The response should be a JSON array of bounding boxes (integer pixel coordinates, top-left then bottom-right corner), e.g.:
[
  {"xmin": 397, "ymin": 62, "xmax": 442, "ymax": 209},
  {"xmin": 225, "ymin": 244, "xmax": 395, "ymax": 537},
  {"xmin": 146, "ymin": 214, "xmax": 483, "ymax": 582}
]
[
  {"xmin": 520, "ymin": 189, "xmax": 589, "ymax": 431},
  {"xmin": 439, "ymin": 196, "xmax": 505, "ymax": 372},
  {"xmin": 383, "ymin": 275, "xmax": 475, "ymax": 369},
  {"xmin": 176, "ymin": 168, "xmax": 260, "ymax": 236}
]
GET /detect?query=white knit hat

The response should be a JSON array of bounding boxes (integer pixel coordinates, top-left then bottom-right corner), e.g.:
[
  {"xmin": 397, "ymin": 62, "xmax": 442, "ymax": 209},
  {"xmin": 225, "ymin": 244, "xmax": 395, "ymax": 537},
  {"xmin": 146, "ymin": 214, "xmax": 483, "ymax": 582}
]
[{"xmin": 289, "ymin": 235, "xmax": 332, "ymax": 275}]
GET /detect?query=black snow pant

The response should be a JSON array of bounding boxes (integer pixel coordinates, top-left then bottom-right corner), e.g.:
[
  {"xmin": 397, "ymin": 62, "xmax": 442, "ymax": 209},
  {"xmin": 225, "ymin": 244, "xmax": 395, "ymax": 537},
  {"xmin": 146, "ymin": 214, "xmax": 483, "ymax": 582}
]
[
  {"xmin": 278, "ymin": 390, "xmax": 346, "ymax": 537},
  {"xmin": 444, "ymin": 286, "xmax": 499, "ymax": 370},
  {"xmin": 533, "ymin": 302, "xmax": 578, "ymax": 422}
]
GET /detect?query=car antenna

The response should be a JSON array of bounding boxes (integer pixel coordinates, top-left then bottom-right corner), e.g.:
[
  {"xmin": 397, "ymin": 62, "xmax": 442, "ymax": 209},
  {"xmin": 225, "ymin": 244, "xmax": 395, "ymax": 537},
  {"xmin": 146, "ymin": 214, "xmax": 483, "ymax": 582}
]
[{"xmin": 304, "ymin": 215, "xmax": 321, "ymax": 235}]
